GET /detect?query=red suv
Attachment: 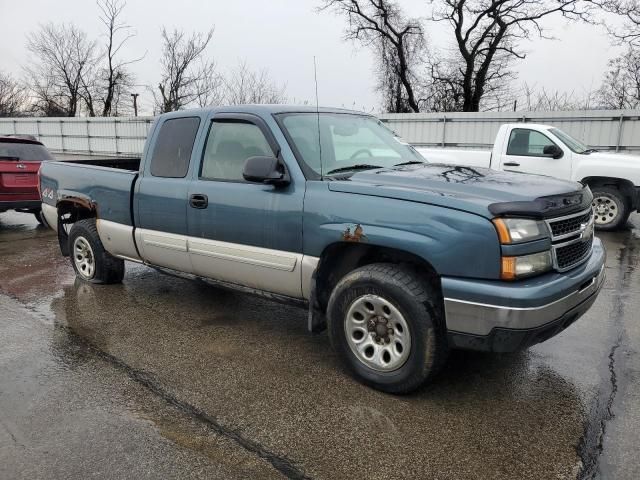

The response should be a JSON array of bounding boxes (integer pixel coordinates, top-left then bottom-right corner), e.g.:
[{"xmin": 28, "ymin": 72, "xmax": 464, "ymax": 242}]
[{"xmin": 0, "ymin": 135, "xmax": 54, "ymax": 224}]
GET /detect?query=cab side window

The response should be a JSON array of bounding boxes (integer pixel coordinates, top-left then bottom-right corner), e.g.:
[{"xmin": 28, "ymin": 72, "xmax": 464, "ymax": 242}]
[
  {"xmin": 200, "ymin": 121, "xmax": 274, "ymax": 181},
  {"xmin": 506, "ymin": 129, "xmax": 557, "ymax": 157},
  {"xmin": 149, "ymin": 117, "xmax": 201, "ymax": 178}
]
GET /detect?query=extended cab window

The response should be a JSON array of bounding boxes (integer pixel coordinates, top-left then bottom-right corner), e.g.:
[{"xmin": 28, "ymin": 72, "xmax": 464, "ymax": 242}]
[
  {"xmin": 149, "ymin": 117, "xmax": 200, "ymax": 178},
  {"xmin": 506, "ymin": 129, "xmax": 557, "ymax": 157},
  {"xmin": 200, "ymin": 121, "xmax": 273, "ymax": 181}
]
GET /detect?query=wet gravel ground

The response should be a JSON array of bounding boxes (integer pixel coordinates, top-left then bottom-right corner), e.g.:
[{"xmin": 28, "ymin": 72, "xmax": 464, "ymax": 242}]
[{"xmin": 0, "ymin": 211, "xmax": 639, "ymax": 480}]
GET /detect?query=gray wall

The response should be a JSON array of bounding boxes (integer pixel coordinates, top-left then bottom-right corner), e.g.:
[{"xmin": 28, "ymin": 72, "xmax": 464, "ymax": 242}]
[
  {"xmin": 2, "ymin": 110, "xmax": 640, "ymax": 155},
  {"xmin": 379, "ymin": 110, "xmax": 640, "ymax": 152}
]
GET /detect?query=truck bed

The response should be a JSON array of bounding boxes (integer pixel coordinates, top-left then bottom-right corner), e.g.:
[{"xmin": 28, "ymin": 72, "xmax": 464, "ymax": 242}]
[
  {"xmin": 416, "ymin": 147, "xmax": 491, "ymax": 169},
  {"xmin": 40, "ymin": 160, "xmax": 139, "ymax": 226}
]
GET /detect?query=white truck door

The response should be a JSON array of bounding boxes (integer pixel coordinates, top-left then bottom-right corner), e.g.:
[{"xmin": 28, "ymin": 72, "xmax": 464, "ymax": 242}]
[{"xmin": 498, "ymin": 127, "xmax": 572, "ymax": 180}]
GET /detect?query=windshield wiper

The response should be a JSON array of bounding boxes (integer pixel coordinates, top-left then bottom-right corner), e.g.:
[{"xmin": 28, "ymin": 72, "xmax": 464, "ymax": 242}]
[
  {"xmin": 325, "ymin": 164, "xmax": 382, "ymax": 175},
  {"xmin": 584, "ymin": 148, "xmax": 598, "ymax": 154},
  {"xmin": 394, "ymin": 160, "xmax": 425, "ymax": 166}
]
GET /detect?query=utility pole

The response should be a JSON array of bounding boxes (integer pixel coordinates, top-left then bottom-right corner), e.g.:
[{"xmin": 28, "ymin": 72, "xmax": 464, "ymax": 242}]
[{"xmin": 131, "ymin": 93, "xmax": 139, "ymax": 117}]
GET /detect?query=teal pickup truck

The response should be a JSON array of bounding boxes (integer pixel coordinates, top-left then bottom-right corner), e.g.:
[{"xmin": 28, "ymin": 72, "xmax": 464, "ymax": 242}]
[{"xmin": 40, "ymin": 106, "xmax": 605, "ymax": 393}]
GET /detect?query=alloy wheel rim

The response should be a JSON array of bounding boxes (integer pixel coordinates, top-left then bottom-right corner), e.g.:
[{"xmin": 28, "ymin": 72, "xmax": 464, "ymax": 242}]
[
  {"xmin": 344, "ymin": 294, "xmax": 411, "ymax": 372},
  {"xmin": 73, "ymin": 236, "xmax": 95, "ymax": 279},
  {"xmin": 592, "ymin": 195, "xmax": 619, "ymax": 225}
]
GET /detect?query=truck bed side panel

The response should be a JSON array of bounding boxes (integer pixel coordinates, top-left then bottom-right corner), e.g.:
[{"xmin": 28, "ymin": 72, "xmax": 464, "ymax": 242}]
[{"xmin": 40, "ymin": 161, "xmax": 137, "ymax": 226}]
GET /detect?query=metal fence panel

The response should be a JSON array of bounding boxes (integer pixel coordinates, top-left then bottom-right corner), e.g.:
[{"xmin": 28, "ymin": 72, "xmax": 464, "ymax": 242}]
[
  {"xmin": 379, "ymin": 109, "xmax": 640, "ymax": 152},
  {"xmin": 1, "ymin": 110, "xmax": 639, "ymax": 155},
  {"xmin": 0, "ymin": 117, "xmax": 154, "ymax": 156}
]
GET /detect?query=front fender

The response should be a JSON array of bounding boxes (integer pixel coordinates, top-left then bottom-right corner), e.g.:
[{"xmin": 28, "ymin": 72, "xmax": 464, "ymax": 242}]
[{"xmin": 303, "ymin": 184, "xmax": 502, "ymax": 279}]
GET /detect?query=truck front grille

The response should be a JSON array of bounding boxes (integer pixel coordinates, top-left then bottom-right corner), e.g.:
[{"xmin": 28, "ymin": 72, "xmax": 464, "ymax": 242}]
[
  {"xmin": 555, "ymin": 236, "xmax": 593, "ymax": 270},
  {"xmin": 548, "ymin": 210, "xmax": 592, "ymax": 238},
  {"xmin": 546, "ymin": 207, "xmax": 595, "ymax": 272}
]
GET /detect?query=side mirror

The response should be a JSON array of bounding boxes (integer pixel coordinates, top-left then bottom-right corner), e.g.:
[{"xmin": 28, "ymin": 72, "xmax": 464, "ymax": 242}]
[
  {"xmin": 243, "ymin": 156, "xmax": 290, "ymax": 186},
  {"xmin": 543, "ymin": 145, "xmax": 563, "ymax": 159}
]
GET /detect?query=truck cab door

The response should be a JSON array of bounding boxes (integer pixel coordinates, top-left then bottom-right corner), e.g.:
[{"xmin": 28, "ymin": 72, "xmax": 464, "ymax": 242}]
[
  {"xmin": 134, "ymin": 116, "xmax": 203, "ymax": 273},
  {"xmin": 186, "ymin": 113, "xmax": 305, "ymax": 298},
  {"xmin": 498, "ymin": 128, "xmax": 571, "ymax": 180}
]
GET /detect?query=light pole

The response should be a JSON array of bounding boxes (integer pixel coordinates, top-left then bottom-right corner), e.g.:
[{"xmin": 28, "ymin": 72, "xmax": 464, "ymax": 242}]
[{"xmin": 131, "ymin": 93, "xmax": 139, "ymax": 117}]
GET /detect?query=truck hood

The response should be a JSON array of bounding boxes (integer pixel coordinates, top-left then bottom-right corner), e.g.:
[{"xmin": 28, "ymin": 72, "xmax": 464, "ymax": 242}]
[
  {"xmin": 574, "ymin": 151, "xmax": 640, "ymax": 186},
  {"xmin": 328, "ymin": 163, "xmax": 588, "ymax": 218}
]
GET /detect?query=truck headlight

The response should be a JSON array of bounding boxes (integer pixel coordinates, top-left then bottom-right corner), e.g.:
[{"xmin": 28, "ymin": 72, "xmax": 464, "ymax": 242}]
[
  {"xmin": 501, "ymin": 251, "xmax": 552, "ymax": 280},
  {"xmin": 493, "ymin": 218, "xmax": 548, "ymax": 243}
]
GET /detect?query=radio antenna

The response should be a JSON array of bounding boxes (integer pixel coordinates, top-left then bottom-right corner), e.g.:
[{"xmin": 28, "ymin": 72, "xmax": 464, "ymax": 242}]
[{"xmin": 314, "ymin": 56, "xmax": 323, "ymax": 178}]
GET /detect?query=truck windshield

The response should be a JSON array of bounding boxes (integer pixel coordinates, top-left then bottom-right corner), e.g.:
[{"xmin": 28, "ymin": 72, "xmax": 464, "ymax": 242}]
[
  {"xmin": 279, "ymin": 113, "xmax": 424, "ymax": 176},
  {"xmin": 0, "ymin": 141, "xmax": 54, "ymax": 161},
  {"xmin": 549, "ymin": 128, "xmax": 589, "ymax": 154}
]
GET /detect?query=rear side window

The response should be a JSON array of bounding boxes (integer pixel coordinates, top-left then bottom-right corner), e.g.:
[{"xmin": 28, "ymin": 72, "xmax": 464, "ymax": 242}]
[
  {"xmin": 0, "ymin": 141, "xmax": 54, "ymax": 161},
  {"xmin": 506, "ymin": 129, "xmax": 557, "ymax": 157},
  {"xmin": 149, "ymin": 117, "xmax": 200, "ymax": 178}
]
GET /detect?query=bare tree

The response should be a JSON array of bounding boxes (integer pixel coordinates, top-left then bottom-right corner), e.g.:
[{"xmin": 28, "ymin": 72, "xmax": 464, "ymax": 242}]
[
  {"xmin": 429, "ymin": 0, "xmax": 590, "ymax": 111},
  {"xmin": 595, "ymin": 48, "xmax": 640, "ymax": 108},
  {"xmin": 517, "ymin": 82, "xmax": 590, "ymax": 111},
  {"xmin": 224, "ymin": 61, "xmax": 287, "ymax": 105},
  {"xmin": 321, "ymin": 0, "xmax": 426, "ymax": 113},
  {"xmin": 96, "ymin": 0, "xmax": 143, "ymax": 116},
  {"xmin": 593, "ymin": 0, "xmax": 640, "ymax": 46},
  {"xmin": 0, "ymin": 72, "xmax": 27, "ymax": 117},
  {"xmin": 24, "ymin": 23, "xmax": 97, "ymax": 116},
  {"xmin": 155, "ymin": 27, "xmax": 217, "ymax": 112}
]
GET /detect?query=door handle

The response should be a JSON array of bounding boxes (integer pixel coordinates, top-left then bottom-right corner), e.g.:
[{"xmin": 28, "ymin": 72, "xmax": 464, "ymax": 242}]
[
  {"xmin": 189, "ymin": 194, "xmax": 208, "ymax": 209},
  {"xmin": 503, "ymin": 162, "xmax": 520, "ymax": 167}
]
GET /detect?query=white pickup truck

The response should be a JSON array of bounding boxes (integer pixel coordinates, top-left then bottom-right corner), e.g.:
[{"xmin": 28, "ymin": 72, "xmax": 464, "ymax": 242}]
[{"xmin": 416, "ymin": 123, "xmax": 640, "ymax": 230}]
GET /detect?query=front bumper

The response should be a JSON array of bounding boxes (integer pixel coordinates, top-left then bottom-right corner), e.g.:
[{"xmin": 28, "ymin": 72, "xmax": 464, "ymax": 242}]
[{"xmin": 442, "ymin": 237, "xmax": 606, "ymax": 352}]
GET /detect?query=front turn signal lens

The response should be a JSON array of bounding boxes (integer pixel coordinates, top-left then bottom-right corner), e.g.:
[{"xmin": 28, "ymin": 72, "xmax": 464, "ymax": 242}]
[
  {"xmin": 493, "ymin": 218, "xmax": 512, "ymax": 244},
  {"xmin": 501, "ymin": 257, "xmax": 517, "ymax": 280}
]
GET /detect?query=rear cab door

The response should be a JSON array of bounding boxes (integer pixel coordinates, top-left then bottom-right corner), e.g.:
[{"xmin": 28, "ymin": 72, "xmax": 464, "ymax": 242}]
[
  {"xmin": 497, "ymin": 126, "xmax": 572, "ymax": 179},
  {"xmin": 134, "ymin": 114, "xmax": 206, "ymax": 272}
]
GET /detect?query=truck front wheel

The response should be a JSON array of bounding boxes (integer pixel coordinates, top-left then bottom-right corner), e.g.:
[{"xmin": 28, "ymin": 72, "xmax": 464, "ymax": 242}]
[
  {"xmin": 68, "ymin": 219, "xmax": 125, "ymax": 284},
  {"xmin": 327, "ymin": 263, "xmax": 448, "ymax": 394},
  {"xmin": 591, "ymin": 186, "xmax": 630, "ymax": 231}
]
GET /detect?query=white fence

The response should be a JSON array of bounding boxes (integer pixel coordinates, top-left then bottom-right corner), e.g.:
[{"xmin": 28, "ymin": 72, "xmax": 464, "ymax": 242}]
[
  {"xmin": 1, "ymin": 110, "xmax": 640, "ymax": 156},
  {"xmin": 379, "ymin": 110, "xmax": 640, "ymax": 152},
  {"xmin": 0, "ymin": 117, "xmax": 154, "ymax": 157}
]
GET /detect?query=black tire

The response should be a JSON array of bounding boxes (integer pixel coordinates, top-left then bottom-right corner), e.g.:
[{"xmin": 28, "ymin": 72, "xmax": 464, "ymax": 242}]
[
  {"xmin": 591, "ymin": 186, "xmax": 630, "ymax": 231},
  {"xmin": 68, "ymin": 219, "xmax": 125, "ymax": 284},
  {"xmin": 33, "ymin": 209, "xmax": 48, "ymax": 227},
  {"xmin": 327, "ymin": 263, "xmax": 448, "ymax": 394}
]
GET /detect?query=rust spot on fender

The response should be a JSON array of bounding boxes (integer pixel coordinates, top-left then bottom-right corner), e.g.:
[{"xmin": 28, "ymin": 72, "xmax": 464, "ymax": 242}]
[{"xmin": 342, "ymin": 224, "xmax": 367, "ymax": 242}]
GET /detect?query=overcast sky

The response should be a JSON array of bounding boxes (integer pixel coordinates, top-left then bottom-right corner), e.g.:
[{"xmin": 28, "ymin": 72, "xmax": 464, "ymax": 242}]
[{"xmin": 0, "ymin": 0, "xmax": 621, "ymax": 114}]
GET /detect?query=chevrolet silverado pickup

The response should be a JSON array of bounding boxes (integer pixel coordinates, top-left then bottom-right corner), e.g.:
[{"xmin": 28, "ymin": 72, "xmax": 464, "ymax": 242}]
[
  {"xmin": 417, "ymin": 123, "xmax": 640, "ymax": 230},
  {"xmin": 40, "ymin": 106, "xmax": 605, "ymax": 393}
]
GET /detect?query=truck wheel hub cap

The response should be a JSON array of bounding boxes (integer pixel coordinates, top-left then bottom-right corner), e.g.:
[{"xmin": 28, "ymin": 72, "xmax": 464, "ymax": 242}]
[
  {"xmin": 73, "ymin": 237, "xmax": 95, "ymax": 279},
  {"xmin": 592, "ymin": 196, "xmax": 618, "ymax": 225},
  {"xmin": 345, "ymin": 294, "xmax": 411, "ymax": 372}
]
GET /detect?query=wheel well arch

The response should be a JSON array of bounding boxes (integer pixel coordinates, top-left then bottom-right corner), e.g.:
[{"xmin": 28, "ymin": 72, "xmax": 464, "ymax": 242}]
[
  {"xmin": 55, "ymin": 200, "xmax": 96, "ymax": 256},
  {"xmin": 314, "ymin": 242, "xmax": 441, "ymax": 312},
  {"xmin": 582, "ymin": 176, "xmax": 636, "ymax": 203}
]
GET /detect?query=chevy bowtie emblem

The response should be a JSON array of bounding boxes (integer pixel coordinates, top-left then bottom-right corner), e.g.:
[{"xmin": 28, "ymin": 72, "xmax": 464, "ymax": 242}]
[
  {"xmin": 580, "ymin": 221, "xmax": 594, "ymax": 239},
  {"xmin": 16, "ymin": 164, "xmax": 26, "ymax": 169}
]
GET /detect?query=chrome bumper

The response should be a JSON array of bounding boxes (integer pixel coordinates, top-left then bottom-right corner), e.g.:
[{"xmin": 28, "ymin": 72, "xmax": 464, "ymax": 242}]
[{"xmin": 442, "ymin": 238, "xmax": 606, "ymax": 337}]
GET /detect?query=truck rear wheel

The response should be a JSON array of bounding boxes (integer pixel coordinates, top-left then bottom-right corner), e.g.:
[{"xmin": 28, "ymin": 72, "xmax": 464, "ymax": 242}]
[
  {"xmin": 591, "ymin": 186, "xmax": 630, "ymax": 231},
  {"xmin": 68, "ymin": 219, "xmax": 125, "ymax": 284},
  {"xmin": 327, "ymin": 263, "xmax": 448, "ymax": 394}
]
